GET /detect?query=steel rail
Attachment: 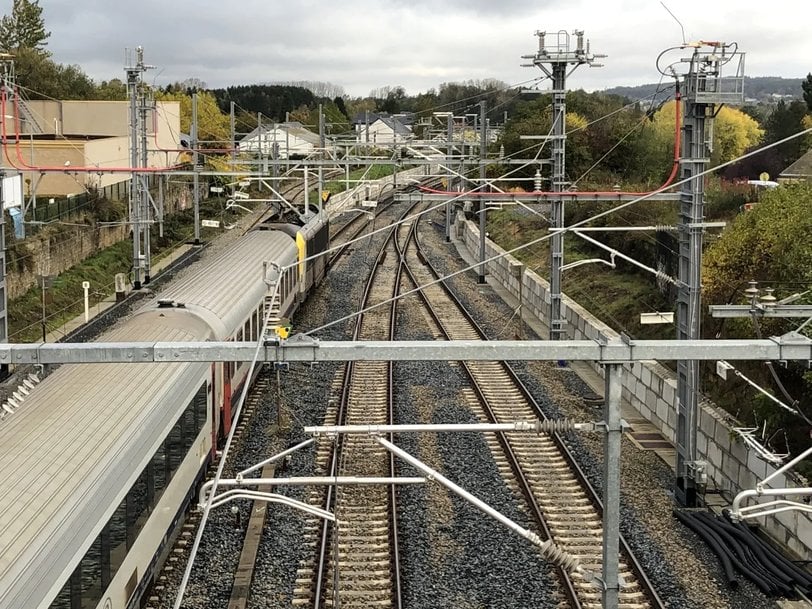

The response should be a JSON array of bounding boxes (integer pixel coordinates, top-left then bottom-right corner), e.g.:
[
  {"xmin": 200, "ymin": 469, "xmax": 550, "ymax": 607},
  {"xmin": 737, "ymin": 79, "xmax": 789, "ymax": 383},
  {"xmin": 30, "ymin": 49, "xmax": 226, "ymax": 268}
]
[
  {"xmin": 312, "ymin": 197, "xmax": 414, "ymax": 609},
  {"xmin": 409, "ymin": 223, "xmax": 666, "ymax": 609}
]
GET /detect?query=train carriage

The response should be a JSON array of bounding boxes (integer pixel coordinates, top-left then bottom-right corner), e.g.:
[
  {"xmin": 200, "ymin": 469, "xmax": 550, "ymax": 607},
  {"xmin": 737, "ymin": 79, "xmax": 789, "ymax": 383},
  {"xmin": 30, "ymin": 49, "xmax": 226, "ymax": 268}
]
[{"xmin": 0, "ymin": 214, "xmax": 327, "ymax": 609}]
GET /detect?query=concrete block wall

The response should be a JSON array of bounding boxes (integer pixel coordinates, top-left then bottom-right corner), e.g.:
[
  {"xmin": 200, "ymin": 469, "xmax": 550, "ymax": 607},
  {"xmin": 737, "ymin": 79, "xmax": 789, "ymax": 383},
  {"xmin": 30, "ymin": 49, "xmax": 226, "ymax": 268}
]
[
  {"xmin": 459, "ymin": 217, "xmax": 811, "ymax": 557},
  {"xmin": 327, "ymin": 166, "xmax": 434, "ymax": 218}
]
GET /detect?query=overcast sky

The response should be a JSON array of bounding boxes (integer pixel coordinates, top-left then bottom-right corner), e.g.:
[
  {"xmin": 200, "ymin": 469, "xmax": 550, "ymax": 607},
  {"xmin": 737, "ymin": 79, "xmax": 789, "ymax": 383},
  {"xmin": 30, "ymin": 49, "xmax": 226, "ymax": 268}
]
[{"xmin": 30, "ymin": 0, "xmax": 811, "ymax": 96}]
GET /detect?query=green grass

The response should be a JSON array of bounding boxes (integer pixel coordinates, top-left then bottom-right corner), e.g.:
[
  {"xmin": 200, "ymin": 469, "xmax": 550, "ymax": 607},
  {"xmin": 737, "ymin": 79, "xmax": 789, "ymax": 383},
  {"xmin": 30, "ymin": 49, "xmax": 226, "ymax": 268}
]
[
  {"xmin": 7, "ymin": 198, "xmax": 246, "ymax": 342},
  {"xmin": 311, "ymin": 164, "xmax": 397, "ymax": 201},
  {"xmin": 487, "ymin": 209, "xmax": 673, "ymax": 341}
]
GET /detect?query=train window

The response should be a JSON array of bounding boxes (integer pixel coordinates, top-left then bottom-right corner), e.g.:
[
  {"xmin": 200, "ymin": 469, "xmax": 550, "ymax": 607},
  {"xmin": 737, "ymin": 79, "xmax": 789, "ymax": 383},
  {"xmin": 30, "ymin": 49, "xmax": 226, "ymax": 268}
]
[
  {"xmin": 195, "ymin": 384, "xmax": 208, "ymax": 430},
  {"xmin": 167, "ymin": 421, "xmax": 183, "ymax": 475},
  {"xmin": 80, "ymin": 535, "xmax": 103, "ymax": 608},
  {"xmin": 237, "ymin": 327, "xmax": 243, "ymax": 342},
  {"xmin": 182, "ymin": 400, "xmax": 196, "ymax": 451},
  {"xmin": 99, "ymin": 525, "xmax": 112, "ymax": 589},
  {"xmin": 126, "ymin": 468, "xmax": 150, "ymax": 545},
  {"xmin": 152, "ymin": 442, "xmax": 167, "ymax": 503}
]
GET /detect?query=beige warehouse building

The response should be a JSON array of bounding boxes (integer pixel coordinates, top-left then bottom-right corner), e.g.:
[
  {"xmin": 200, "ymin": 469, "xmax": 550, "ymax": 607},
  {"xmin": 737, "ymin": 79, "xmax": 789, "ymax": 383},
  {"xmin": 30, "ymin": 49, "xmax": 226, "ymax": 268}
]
[{"xmin": 3, "ymin": 99, "xmax": 182, "ymax": 196}]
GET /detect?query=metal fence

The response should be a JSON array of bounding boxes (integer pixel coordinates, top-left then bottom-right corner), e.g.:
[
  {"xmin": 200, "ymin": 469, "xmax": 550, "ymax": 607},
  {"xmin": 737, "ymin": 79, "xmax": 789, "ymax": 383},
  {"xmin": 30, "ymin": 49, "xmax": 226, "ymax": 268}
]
[{"xmin": 30, "ymin": 176, "xmax": 160, "ymax": 223}]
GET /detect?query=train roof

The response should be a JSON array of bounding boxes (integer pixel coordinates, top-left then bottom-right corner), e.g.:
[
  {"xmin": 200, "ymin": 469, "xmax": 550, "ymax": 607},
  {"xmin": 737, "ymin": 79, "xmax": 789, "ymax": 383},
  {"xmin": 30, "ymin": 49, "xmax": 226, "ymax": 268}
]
[
  {"xmin": 0, "ymin": 344, "xmax": 208, "ymax": 608},
  {"xmin": 0, "ymin": 228, "xmax": 299, "ymax": 608},
  {"xmin": 150, "ymin": 230, "xmax": 298, "ymax": 339}
]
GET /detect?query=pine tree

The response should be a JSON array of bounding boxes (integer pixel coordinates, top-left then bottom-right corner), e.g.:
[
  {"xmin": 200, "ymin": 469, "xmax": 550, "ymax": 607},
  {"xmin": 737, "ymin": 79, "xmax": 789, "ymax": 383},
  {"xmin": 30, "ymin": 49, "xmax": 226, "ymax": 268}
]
[
  {"xmin": 0, "ymin": 0, "xmax": 51, "ymax": 53},
  {"xmin": 802, "ymin": 73, "xmax": 812, "ymax": 113}
]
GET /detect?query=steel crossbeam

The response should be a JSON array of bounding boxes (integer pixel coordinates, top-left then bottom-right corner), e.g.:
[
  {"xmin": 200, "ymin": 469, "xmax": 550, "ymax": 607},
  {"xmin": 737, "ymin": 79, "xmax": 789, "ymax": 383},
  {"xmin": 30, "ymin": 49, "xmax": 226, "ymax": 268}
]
[{"xmin": 1, "ymin": 336, "xmax": 810, "ymax": 364}]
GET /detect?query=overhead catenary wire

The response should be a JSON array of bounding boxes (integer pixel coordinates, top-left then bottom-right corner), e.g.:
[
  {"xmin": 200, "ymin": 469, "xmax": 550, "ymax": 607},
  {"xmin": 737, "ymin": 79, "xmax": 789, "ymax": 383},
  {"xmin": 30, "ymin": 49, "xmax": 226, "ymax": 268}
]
[{"xmin": 301, "ymin": 126, "xmax": 812, "ymax": 337}]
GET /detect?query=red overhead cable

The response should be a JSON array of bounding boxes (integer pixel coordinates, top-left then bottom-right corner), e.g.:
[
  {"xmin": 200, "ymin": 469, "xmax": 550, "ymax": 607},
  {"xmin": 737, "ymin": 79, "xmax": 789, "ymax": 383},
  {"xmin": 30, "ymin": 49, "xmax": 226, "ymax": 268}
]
[
  {"xmin": 1, "ymin": 85, "xmax": 180, "ymax": 173},
  {"xmin": 420, "ymin": 91, "xmax": 683, "ymax": 199}
]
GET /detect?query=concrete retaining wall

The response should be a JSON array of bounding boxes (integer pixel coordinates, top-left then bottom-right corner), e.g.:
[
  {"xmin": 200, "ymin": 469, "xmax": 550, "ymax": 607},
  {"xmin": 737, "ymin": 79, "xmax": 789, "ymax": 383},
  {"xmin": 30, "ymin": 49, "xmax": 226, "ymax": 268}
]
[
  {"xmin": 459, "ymin": 216, "xmax": 811, "ymax": 558},
  {"xmin": 326, "ymin": 166, "xmax": 435, "ymax": 218}
]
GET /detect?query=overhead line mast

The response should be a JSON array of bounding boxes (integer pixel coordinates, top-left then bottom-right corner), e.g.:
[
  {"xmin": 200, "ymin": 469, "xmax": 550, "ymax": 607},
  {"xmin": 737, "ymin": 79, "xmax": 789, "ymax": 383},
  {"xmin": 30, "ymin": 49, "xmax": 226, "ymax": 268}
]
[
  {"xmin": 125, "ymin": 46, "xmax": 154, "ymax": 289},
  {"xmin": 674, "ymin": 41, "xmax": 745, "ymax": 506},
  {"xmin": 522, "ymin": 30, "xmax": 605, "ymax": 340}
]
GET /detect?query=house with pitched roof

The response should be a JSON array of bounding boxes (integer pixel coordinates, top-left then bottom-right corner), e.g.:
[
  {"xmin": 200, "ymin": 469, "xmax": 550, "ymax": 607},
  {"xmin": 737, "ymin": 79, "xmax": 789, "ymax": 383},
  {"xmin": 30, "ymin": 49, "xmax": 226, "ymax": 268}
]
[
  {"xmin": 240, "ymin": 122, "xmax": 321, "ymax": 159},
  {"xmin": 779, "ymin": 148, "xmax": 812, "ymax": 183},
  {"xmin": 353, "ymin": 112, "xmax": 413, "ymax": 144}
]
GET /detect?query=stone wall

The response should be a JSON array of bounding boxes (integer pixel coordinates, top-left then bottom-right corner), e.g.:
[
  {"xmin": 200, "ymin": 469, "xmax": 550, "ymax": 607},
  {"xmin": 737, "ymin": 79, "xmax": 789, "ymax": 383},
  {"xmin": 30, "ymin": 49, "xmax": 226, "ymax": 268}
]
[
  {"xmin": 7, "ymin": 181, "xmax": 194, "ymax": 299},
  {"xmin": 459, "ymin": 216, "xmax": 811, "ymax": 558},
  {"xmin": 7, "ymin": 224, "xmax": 128, "ymax": 299}
]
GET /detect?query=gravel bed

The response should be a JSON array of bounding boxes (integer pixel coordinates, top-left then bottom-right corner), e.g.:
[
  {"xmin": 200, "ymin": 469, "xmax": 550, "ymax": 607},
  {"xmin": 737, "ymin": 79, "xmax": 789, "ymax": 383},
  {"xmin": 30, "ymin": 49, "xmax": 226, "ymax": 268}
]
[
  {"xmin": 155, "ymin": 202, "xmax": 779, "ymax": 609},
  {"xmin": 393, "ymin": 293, "xmax": 558, "ymax": 609},
  {"xmin": 416, "ymin": 209, "xmax": 778, "ymax": 609}
]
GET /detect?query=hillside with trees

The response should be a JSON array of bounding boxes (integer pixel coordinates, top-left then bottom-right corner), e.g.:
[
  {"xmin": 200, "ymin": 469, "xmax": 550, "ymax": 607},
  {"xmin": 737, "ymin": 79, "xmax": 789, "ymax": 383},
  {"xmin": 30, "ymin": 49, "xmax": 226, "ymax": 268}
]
[{"xmin": 605, "ymin": 76, "xmax": 804, "ymax": 104}]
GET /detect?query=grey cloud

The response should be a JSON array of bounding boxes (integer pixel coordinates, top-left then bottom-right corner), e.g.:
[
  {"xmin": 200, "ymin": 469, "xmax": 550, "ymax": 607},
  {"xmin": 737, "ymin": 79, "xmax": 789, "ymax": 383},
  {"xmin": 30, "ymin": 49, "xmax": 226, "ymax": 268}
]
[{"xmin": 25, "ymin": 0, "xmax": 810, "ymax": 97}]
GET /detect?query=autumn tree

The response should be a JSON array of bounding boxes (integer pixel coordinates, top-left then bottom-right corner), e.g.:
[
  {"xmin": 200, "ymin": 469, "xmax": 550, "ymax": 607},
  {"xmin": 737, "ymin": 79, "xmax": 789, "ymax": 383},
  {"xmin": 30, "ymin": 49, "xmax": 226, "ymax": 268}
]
[
  {"xmin": 703, "ymin": 182, "xmax": 812, "ymax": 455},
  {"xmin": 704, "ymin": 182, "xmax": 812, "ymax": 308},
  {"xmin": 0, "ymin": 0, "xmax": 50, "ymax": 53},
  {"xmin": 711, "ymin": 105, "xmax": 764, "ymax": 165},
  {"xmin": 155, "ymin": 89, "xmax": 231, "ymax": 146},
  {"xmin": 649, "ymin": 100, "xmax": 763, "ymax": 168}
]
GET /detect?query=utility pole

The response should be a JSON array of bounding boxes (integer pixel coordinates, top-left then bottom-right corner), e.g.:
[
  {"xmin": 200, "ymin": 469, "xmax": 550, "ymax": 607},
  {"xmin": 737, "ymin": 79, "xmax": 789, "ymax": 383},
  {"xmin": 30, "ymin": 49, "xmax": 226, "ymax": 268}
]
[
  {"xmin": 674, "ymin": 43, "xmax": 745, "ymax": 506},
  {"xmin": 446, "ymin": 113, "xmax": 453, "ymax": 242},
  {"xmin": 230, "ymin": 101, "xmax": 236, "ymax": 167},
  {"xmin": 523, "ymin": 30, "xmax": 604, "ymax": 339},
  {"xmin": 0, "ymin": 56, "xmax": 9, "ymax": 352},
  {"xmin": 125, "ymin": 47, "xmax": 152, "ymax": 289},
  {"xmin": 140, "ymin": 87, "xmax": 152, "ymax": 283},
  {"xmin": 318, "ymin": 103, "xmax": 325, "ymax": 212}
]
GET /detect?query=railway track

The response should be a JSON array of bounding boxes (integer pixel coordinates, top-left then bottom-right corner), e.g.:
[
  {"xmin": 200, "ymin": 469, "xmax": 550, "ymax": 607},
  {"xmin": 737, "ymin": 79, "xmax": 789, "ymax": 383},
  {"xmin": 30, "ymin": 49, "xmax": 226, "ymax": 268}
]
[
  {"xmin": 394, "ymin": 221, "xmax": 665, "ymax": 609},
  {"xmin": 147, "ymin": 179, "xmax": 430, "ymax": 609},
  {"xmin": 292, "ymin": 201, "xmax": 426, "ymax": 609}
]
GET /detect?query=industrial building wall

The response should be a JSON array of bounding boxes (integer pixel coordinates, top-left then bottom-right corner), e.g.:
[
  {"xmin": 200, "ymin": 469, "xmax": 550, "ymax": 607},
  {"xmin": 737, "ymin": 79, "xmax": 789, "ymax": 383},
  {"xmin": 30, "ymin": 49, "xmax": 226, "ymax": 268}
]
[
  {"xmin": 21, "ymin": 100, "xmax": 182, "ymax": 139},
  {"xmin": 6, "ymin": 141, "xmax": 87, "ymax": 195},
  {"xmin": 12, "ymin": 100, "xmax": 182, "ymax": 197}
]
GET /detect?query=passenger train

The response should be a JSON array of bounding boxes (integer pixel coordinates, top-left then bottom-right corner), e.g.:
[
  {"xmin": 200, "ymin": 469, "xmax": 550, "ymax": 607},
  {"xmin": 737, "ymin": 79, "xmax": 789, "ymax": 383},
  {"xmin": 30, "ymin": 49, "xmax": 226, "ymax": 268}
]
[{"xmin": 0, "ymin": 212, "xmax": 329, "ymax": 609}]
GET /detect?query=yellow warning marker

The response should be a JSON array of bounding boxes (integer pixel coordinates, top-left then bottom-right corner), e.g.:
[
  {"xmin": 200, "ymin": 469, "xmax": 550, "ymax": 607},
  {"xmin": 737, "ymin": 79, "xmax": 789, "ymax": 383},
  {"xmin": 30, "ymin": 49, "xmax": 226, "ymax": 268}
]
[
  {"xmin": 275, "ymin": 318, "xmax": 292, "ymax": 339},
  {"xmin": 321, "ymin": 190, "xmax": 331, "ymax": 203}
]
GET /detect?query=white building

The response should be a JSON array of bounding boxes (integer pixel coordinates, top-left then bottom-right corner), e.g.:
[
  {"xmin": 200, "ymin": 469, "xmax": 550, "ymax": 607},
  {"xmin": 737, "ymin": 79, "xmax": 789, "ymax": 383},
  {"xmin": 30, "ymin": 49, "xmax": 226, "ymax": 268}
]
[
  {"xmin": 240, "ymin": 122, "xmax": 321, "ymax": 159},
  {"xmin": 356, "ymin": 116, "xmax": 412, "ymax": 145}
]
